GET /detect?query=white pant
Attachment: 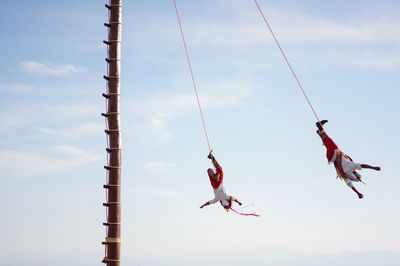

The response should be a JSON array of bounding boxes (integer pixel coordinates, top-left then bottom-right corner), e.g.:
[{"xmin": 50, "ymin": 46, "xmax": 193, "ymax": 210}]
[
  {"xmin": 208, "ymin": 183, "xmax": 235, "ymax": 206},
  {"xmin": 342, "ymin": 157, "xmax": 362, "ymax": 187}
]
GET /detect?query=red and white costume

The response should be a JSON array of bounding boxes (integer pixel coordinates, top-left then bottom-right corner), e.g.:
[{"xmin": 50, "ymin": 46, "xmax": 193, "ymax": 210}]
[
  {"xmin": 323, "ymin": 136, "xmax": 362, "ymax": 187},
  {"xmin": 207, "ymin": 166, "xmax": 235, "ymax": 207}
]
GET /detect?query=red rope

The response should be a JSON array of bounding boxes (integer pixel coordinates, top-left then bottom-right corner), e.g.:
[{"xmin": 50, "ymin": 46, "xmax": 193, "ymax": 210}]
[
  {"xmin": 254, "ymin": 0, "xmax": 320, "ymax": 122},
  {"xmin": 173, "ymin": 0, "xmax": 212, "ymax": 152}
]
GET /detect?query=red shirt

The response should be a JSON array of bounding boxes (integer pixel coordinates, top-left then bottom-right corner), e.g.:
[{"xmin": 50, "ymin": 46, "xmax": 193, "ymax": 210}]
[
  {"xmin": 323, "ymin": 136, "xmax": 339, "ymax": 162},
  {"xmin": 208, "ymin": 167, "xmax": 223, "ymax": 189}
]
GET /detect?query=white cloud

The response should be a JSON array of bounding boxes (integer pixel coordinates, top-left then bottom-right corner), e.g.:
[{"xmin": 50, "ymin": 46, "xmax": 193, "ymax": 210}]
[
  {"xmin": 257, "ymin": 10, "xmax": 400, "ymax": 45},
  {"xmin": 0, "ymin": 112, "xmax": 29, "ymax": 132},
  {"xmin": 136, "ymin": 82, "xmax": 250, "ymax": 118},
  {"xmin": 51, "ymin": 145, "xmax": 90, "ymax": 157},
  {"xmin": 258, "ymin": 12, "xmax": 400, "ymax": 70},
  {"xmin": 49, "ymin": 103, "xmax": 99, "ymax": 118},
  {"xmin": 143, "ymin": 118, "xmax": 173, "ymax": 144},
  {"xmin": 0, "ymin": 102, "xmax": 100, "ymax": 132},
  {"xmin": 0, "ymin": 146, "xmax": 101, "ymax": 179},
  {"xmin": 20, "ymin": 60, "xmax": 84, "ymax": 76},
  {"xmin": 186, "ymin": 4, "xmax": 400, "ymax": 46},
  {"xmin": 127, "ymin": 82, "xmax": 251, "ymax": 145},
  {"xmin": 135, "ymin": 188, "xmax": 185, "ymax": 199},
  {"xmin": 78, "ymin": 42, "xmax": 104, "ymax": 53},
  {"xmin": 36, "ymin": 122, "xmax": 103, "ymax": 137},
  {"xmin": 2, "ymin": 102, "xmax": 99, "ymax": 124},
  {"xmin": 127, "ymin": 2, "xmax": 400, "ymax": 72},
  {"xmin": 0, "ymin": 83, "xmax": 34, "ymax": 93},
  {"xmin": 202, "ymin": 82, "xmax": 251, "ymax": 108},
  {"xmin": 317, "ymin": 49, "xmax": 400, "ymax": 70},
  {"xmin": 144, "ymin": 162, "xmax": 176, "ymax": 171}
]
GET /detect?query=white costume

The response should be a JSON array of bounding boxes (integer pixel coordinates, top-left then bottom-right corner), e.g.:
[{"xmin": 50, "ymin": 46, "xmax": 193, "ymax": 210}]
[
  {"xmin": 330, "ymin": 150, "xmax": 362, "ymax": 187},
  {"xmin": 207, "ymin": 183, "xmax": 234, "ymax": 207}
]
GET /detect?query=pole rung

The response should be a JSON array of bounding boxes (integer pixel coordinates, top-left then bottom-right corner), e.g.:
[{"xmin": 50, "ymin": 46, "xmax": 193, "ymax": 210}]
[
  {"xmin": 106, "ymin": 237, "xmax": 121, "ymax": 243},
  {"xmin": 105, "ymin": 58, "xmax": 121, "ymax": 62},
  {"xmin": 103, "ymin": 202, "xmax": 120, "ymax": 207},
  {"xmin": 102, "ymin": 92, "xmax": 120, "ymax": 99},
  {"xmin": 105, "ymin": 129, "xmax": 121, "ymax": 134},
  {"xmin": 104, "ymin": 23, "xmax": 111, "ymax": 28},
  {"xmin": 102, "ymin": 257, "xmax": 120, "ymax": 263},
  {"xmin": 103, "ymin": 40, "xmax": 121, "ymax": 45},
  {"xmin": 106, "ymin": 147, "xmax": 122, "ymax": 153},
  {"xmin": 103, "ymin": 222, "xmax": 121, "ymax": 226},
  {"xmin": 103, "ymin": 75, "xmax": 121, "ymax": 80},
  {"xmin": 104, "ymin": 165, "xmax": 121, "ymax": 170},
  {"xmin": 101, "ymin": 112, "xmax": 120, "ymax": 117},
  {"xmin": 105, "ymin": 4, "xmax": 122, "ymax": 9},
  {"xmin": 103, "ymin": 184, "xmax": 121, "ymax": 189}
]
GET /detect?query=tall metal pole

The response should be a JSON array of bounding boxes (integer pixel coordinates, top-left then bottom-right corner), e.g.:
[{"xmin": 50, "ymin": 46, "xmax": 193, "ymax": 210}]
[{"xmin": 102, "ymin": 0, "xmax": 122, "ymax": 265}]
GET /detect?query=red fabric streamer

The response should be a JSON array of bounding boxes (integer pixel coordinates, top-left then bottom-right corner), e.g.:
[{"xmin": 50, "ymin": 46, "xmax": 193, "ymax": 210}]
[{"xmin": 230, "ymin": 207, "xmax": 260, "ymax": 217}]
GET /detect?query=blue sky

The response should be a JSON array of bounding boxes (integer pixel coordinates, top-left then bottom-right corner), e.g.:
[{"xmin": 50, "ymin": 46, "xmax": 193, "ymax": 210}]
[{"xmin": 1, "ymin": 0, "xmax": 399, "ymax": 265}]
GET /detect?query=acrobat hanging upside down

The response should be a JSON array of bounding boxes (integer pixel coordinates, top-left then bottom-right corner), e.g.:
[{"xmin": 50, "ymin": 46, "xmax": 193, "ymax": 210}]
[
  {"xmin": 316, "ymin": 120, "xmax": 381, "ymax": 199},
  {"xmin": 200, "ymin": 151, "xmax": 242, "ymax": 211}
]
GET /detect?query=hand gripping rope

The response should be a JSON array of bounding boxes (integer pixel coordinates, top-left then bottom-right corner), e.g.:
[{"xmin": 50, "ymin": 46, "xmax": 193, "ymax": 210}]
[
  {"xmin": 254, "ymin": 0, "xmax": 322, "ymax": 124},
  {"xmin": 173, "ymin": 0, "xmax": 212, "ymax": 152}
]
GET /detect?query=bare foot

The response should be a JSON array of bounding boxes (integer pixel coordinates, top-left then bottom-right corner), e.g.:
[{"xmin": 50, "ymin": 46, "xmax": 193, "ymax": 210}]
[
  {"xmin": 375, "ymin": 166, "xmax": 381, "ymax": 171},
  {"xmin": 358, "ymin": 193, "xmax": 364, "ymax": 199}
]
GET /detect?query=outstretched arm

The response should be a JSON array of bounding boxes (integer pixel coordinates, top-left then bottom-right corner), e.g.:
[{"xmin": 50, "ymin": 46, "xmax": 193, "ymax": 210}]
[
  {"xmin": 201, "ymin": 198, "xmax": 218, "ymax": 209},
  {"xmin": 200, "ymin": 201, "xmax": 210, "ymax": 208}
]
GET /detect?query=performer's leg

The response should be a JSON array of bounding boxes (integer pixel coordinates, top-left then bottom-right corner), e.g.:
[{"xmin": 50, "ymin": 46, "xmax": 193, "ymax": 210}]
[
  {"xmin": 351, "ymin": 186, "xmax": 364, "ymax": 199},
  {"xmin": 316, "ymin": 120, "xmax": 328, "ymax": 131},
  {"xmin": 361, "ymin": 164, "xmax": 381, "ymax": 171},
  {"xmin": 345, "ymin": 178, "xmax": 363, "ymax": 199},
  {"xmin": 316, "ymin": 120, "xmax": 328, "ymax": 140},
  {"xmin": 317, "ymin": 129, "xmax": 328, "ymax": 140},
  {"xmin": 234, "ymin": 198, "xmax": 242, "ymax": 206}
]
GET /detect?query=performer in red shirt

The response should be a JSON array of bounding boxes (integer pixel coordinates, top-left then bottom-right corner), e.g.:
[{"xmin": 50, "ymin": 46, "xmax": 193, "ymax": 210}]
[
  {"xmin": 316, "ymin": 120, "xmax": 381, "ymax": 199},
  {"xmin": 200, "ymin": 151, "xmax": 242, "ymax": 210}
]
